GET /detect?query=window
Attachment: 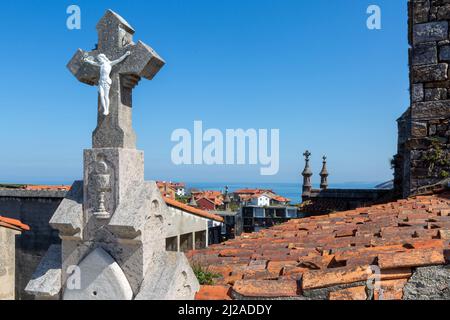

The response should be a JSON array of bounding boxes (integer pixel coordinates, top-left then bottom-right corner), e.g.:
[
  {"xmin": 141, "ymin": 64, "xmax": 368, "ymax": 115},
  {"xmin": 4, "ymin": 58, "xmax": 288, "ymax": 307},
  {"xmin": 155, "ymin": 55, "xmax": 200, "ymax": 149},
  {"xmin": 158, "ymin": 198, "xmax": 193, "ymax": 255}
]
[
  {"xmin": 254, "ymin": 207, "xmax": 265, "ymax": 218},
  {"xmin": 166, "ymin": 236, "xmax": 178, "ymax": 252},
  {"xmin": 180, "ymin": 233, "xmax": 193, "ymax": 252},
  {"xmin": 286, "ymin": 209, "xmax": 298, "ymax": 218},
  {"xmin": 195, "ymin": 231, "xmax": 207, "ymax": 249}
]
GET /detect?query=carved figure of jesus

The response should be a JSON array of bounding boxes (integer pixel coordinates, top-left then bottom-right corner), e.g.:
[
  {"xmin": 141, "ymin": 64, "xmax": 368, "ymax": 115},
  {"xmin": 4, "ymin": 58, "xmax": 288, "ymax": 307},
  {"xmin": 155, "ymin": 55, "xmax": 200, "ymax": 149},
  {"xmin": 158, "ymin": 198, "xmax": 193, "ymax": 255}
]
[{"xmin": 83, "ymin": 51, "xmax": 131, "ymax": 116}]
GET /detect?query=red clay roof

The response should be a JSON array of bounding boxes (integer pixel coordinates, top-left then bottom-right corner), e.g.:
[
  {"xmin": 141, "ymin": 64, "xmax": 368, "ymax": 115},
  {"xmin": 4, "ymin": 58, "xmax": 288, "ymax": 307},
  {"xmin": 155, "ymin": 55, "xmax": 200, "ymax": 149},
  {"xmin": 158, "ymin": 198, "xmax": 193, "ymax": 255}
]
[
  {"xmin": 188, "ymin": 193, "xmax": 450, "ymax": 300},
  {"xmin": 0, "ymin": 184, "xmax": 71, "ymax": 191},
  {"xmin": 234, "ymin": 189, "xmax": 273, "ymax": 194},
  {"xmin": 23, "ymin": 185, "xmax": 71, "ymax": 191},
  {"xmin": 193, "ymin": 191, "xmax": 224, "ymax": 206},
  {"xmin": 164, "ymin": 197, "xmax": 224, "ymax": 223},
  {"xmin": 0, "ymin": 216, "xmax": 30, "ymax": 231}
]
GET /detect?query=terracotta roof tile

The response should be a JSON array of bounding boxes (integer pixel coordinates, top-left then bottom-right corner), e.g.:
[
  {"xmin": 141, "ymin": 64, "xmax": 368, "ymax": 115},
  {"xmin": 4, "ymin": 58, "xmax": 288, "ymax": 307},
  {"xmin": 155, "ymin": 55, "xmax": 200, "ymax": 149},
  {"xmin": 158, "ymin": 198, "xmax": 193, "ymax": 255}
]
[
  {"xmin": 302, "ymin": 265, "xmax": 370, "ymax": 290},
  {"xmin": 195, "ymin": 285, "xmax": 232, "ymax": 300},
  {"xmin": 329, "ymin": 286, "xmax": 367, "ymax": 300},
  {"xmin": 374, "ymin": 279, "xmax": 408, "ymax": 300},
  {"xmin": 164, "ymin": 197, "xmax": 223, "ymax": 222},
  {"xmin": 232, "ymin": 279, "xmax": 300, "ymax": 298},
  {"xmin": 0, "ymin": 216, "xmax": 30, "ymax": 231},
  {"xmin": 378, "ymin": 248, "xmax": 445, "ymax": 269}
]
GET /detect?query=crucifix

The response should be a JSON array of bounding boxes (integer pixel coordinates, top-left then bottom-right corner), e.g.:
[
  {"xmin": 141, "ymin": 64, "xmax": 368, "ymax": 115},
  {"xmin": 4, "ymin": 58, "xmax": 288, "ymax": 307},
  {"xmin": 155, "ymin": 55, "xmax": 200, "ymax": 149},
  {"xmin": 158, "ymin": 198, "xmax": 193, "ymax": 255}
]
[{"xmin": 67, "ymin": 10, "xmax": 165, "ymax": 149}]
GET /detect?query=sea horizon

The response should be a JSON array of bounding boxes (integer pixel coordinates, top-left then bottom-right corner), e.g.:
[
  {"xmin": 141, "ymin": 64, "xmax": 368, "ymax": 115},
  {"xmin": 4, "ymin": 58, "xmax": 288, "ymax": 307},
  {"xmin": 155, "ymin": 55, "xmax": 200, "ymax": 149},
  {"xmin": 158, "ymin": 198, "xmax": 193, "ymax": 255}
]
[{"xmin": 0, "ymin": 180, "xmax": 387, "ymax": 205}]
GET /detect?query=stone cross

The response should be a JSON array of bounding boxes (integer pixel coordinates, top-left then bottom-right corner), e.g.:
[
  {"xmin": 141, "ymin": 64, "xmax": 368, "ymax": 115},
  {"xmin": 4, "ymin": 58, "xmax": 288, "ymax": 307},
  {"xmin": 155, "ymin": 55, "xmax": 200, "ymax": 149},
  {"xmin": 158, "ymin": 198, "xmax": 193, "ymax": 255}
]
[
  {"xmin": 67, "ymin": 10, "xmax": 165, "ymax": 149},
  {"xmin": 26, "ymin": 10, "xmax": 200, "ymax": 301}
]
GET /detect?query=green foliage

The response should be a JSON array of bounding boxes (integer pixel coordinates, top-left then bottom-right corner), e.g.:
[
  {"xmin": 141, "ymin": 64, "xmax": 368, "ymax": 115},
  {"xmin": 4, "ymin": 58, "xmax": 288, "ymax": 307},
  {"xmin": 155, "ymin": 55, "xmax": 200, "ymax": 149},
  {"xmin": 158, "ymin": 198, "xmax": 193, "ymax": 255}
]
[
  {"xmin": 422, "ymin": 138, "xmax": 450, "ymax": 176},
  {"xmin": 192, "ymin": 264, "xmax": 221, "ymax": 285},
  {"xmin": 229, "ymin": 202, "xmax": 240, "ymax": 212},
  {"xmin": 0, "ymin": 184, "xmax": 27, "ymax": 189},
  {"xmin": 389, "ymin": 157, "xmax": 396, "ymax": 170},
  {"xmin": 176, "ymin": 195, "xmax": 190, "ymax": 204},
  {"xmin": 439, "ymin": 170, "xmax": 449, "ymax": 179}
]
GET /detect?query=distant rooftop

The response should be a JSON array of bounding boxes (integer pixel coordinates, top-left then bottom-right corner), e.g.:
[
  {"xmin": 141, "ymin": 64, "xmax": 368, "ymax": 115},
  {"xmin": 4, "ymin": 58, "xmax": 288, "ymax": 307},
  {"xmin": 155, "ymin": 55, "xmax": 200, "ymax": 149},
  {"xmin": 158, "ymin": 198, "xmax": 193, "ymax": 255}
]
[
  {"xmin": 0, "ymin": 184, "xmax": 71, "ymax": 191},
  {"xmin": 0, "ymin": 215, "xmax": 30, "ymax": 232}
]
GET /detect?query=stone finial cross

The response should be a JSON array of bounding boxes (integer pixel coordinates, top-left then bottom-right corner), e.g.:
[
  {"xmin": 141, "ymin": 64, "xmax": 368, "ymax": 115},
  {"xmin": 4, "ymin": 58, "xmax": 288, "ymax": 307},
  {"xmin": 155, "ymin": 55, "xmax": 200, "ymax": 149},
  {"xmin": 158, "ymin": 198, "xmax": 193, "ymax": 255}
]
[
  {"xmin": 67, "ymin": 10, "xmax": 165, "ymax": 149},
  {"xmin": 303, "ymin": 150, "xmax": 311, "ymax": 161}
]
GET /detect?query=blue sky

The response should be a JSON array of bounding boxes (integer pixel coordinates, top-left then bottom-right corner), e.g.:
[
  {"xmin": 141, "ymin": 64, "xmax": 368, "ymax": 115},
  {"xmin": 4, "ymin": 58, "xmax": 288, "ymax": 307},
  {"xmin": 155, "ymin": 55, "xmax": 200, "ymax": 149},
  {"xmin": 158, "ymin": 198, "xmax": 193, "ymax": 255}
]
[{"xmin": 0, "ymin": 0, "xmax": 409, "ymax": 185}]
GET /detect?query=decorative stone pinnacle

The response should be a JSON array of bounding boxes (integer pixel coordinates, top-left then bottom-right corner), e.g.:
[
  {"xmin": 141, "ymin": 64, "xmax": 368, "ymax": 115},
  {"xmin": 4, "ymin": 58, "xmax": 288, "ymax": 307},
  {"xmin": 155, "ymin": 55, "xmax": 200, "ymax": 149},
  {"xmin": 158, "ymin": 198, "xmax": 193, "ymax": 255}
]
[
  {"xmin": 301, "ymin": 150, "xmax": 313, "ymax": 197},
  {"xmin": 320, "ymin": 155, "xmax": 329, "ymax": 190},
  {"xmin": 302, "ymin": 151, "xmax": 312, "ymax": 177}
]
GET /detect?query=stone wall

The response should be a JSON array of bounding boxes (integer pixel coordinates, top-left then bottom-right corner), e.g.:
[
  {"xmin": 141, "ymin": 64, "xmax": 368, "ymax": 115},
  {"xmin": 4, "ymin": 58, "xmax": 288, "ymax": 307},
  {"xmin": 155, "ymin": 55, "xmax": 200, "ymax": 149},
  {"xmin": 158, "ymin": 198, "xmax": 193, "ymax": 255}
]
[
  {"xmin": 395, "ymin": 0, "xmax": 450, "ymax": 197},
  {"xmin": 0, "ymin": 227, "xmax": 19, "ymax": 300},
  {"xmin": 0, "ymin": 189, "xmax": 63, "ymax": 300},
  {"xmin": 300, "ymin": 189, "xmax": 390, "ymax": 215}
]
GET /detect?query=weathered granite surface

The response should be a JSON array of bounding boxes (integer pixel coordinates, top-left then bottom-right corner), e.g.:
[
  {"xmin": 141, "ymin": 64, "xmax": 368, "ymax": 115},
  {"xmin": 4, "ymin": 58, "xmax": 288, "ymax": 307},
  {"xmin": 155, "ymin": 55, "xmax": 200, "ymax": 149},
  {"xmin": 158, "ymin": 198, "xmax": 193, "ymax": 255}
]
[
  {"xmin": 135, "ymin": 251, "xmax": 200, "ymax": 300},
  {"xmin": 25, "ymin": 245, "xmax": 62, "ymax": 300},
  {"xmin": 63, "ymin": 247, "xmax": 133, "ymax": 300},
  {"xmin": 403, "ymin": 265, "xmax": 450, "ymax": 300}
]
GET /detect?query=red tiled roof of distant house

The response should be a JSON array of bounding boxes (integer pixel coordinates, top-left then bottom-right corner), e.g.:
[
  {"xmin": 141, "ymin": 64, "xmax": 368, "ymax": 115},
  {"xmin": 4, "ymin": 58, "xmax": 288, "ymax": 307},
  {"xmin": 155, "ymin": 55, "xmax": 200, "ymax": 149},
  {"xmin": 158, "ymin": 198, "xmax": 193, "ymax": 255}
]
[
  {"xmin": 157, "ymin": 181, "xmax": 185, "ymax": 189},
  {"xmin": 164, "ymin": 197, "xmax": 224, "ymax": 223},
  {"xmin": 271, "ymin": 195, "xmax": 291, "ymax": 203},
  {"xmin": 196, "ymin": 197, "xmax": 217, "ymax": 211},
  {"xmin": 239, "ymin": 191, "xmax": 290, "ymax": 204},
  {"xmin": 193, "ymin": 191, "xmax": 224, "ymax": 206},
  {"xmin": 0, "ymin": 216, "xmax": 30, "ymax": 232},
  {"xmin": 171, "ymin": 182, "xmax": 185, "ymax": 188},
  {"xmin": 22, "ymin": 185, "xmax": 71, "ymax": 191},
  {"xmin": 188, "ymin": 193, "xmax": 450, "ymax": 300},
  {"xmin": 234, "ymin": 189, "xmax": 274, "ymax": 194}
]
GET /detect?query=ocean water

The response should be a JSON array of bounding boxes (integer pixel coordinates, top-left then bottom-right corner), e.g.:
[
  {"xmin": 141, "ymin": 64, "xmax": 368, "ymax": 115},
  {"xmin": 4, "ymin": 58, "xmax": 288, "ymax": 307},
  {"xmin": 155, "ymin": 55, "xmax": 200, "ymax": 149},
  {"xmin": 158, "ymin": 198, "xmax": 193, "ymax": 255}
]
[{"xmin": 187, "ymin": 182, "xmax": 382, "ymax": 204}]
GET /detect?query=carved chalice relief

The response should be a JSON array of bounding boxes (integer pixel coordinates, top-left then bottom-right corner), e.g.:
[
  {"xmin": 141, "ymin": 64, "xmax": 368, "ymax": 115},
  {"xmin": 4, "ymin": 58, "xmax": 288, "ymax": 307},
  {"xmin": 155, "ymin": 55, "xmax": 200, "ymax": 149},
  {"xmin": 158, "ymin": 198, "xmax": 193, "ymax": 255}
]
[
  {"xmin": 83, "ymin": 51, "xmax": 131, "ymax": 116},
  {"xmin": 92, "ymin": 159, "xmax": 112, "ymax": 220}
]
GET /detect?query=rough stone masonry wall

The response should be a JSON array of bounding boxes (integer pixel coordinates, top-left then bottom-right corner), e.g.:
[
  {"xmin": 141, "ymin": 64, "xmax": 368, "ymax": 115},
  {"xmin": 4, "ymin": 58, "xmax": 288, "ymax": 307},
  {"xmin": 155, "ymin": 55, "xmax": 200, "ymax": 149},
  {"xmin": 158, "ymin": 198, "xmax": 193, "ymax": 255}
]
[
  {"xmin": 396, "ymin": 0, "xmax": 450, "ymax": 197},
  {"xmin": 0, "ymin": 190, "xmax": 63, "ymax": 300}
]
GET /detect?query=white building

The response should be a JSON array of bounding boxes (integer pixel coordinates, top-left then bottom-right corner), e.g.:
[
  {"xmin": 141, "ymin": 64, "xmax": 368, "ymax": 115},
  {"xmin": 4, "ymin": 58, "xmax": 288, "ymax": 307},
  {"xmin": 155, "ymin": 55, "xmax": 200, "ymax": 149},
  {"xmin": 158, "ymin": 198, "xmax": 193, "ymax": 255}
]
[
  {"xmin": 164, "ymin": 197, "xmax": 223, "ymax": 252},
  {"xmin": 249, "ymin": 193, "xmax": 271, "ymax": 207}
]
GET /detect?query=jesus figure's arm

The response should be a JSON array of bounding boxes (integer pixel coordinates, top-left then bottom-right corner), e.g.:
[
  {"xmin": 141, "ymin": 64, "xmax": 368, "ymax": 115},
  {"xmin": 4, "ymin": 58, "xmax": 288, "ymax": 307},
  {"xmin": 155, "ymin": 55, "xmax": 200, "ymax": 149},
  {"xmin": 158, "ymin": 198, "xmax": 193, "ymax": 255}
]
[
  {"xmin": 84, "ymin": 56, "xmax": 101, "ymax": 67},
  {"xmin": 111, "ymin": 51, "xmax": 131, "ymax": 66}
]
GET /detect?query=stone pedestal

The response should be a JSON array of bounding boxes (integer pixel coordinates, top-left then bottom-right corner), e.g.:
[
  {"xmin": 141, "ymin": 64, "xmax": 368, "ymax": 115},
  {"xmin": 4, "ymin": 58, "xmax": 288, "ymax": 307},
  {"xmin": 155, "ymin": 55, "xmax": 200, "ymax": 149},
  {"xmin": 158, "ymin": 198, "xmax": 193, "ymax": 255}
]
[{"xmin": 26, "ymin": 176, "xmax": 199, "ymax": 299}]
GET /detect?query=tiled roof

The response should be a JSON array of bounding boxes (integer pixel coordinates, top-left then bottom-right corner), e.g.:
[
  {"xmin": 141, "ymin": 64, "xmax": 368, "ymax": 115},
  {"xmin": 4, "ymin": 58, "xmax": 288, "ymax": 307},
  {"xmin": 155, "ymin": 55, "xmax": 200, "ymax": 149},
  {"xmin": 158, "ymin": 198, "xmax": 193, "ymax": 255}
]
[
  {"xmin": 0, "ymin": 216, "xmax": 30, "ymax": 232},
  {"xmin": 272, "ymin": 195, "xmax": 291, "ymax": 203},
  {"xmin": 0, "ymin": 184, "xmax": 71, "ymax": 191},
  {"xmin": 156, "ymin": 181, "xmax": 185, "ymax": 188},
  {"xmin": 23, "ymin": 185, "xmax": 71, "ymax": 191},
  {"xmin": 193, "ymin": 191, "xmax": 224, "ymax": 206},
  {"xmin": 164, "ymin": 197, "xmax": 224, "ymax": 223},
  {"xmin": 234, "ymin": 189, "xmax": 273, "ymax": 194},
  {"xmin": 188, "ymin": 193, "xmax": 450, "ymax": 300},
  {"xmin": 238, "ymin": 191, "xmax": 291, "ymax": 203}
]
